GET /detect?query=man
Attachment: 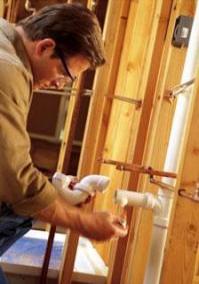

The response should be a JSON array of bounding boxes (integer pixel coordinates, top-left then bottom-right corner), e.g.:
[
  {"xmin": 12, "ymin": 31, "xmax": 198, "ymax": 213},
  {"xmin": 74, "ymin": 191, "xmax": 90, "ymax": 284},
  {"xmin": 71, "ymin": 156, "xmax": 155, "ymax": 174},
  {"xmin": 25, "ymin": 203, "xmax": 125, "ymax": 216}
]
[{"xmin": 0, "ymin": 2, "xmax": 127, "ymax": 258}]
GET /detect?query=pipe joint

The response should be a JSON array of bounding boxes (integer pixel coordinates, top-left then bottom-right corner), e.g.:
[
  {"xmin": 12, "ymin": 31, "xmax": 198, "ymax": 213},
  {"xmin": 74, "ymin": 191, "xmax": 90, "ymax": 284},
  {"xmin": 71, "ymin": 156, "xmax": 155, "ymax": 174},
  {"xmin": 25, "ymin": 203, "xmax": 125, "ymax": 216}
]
[
  {"xmin": 115, "ymin": 189, "xmax": 162, "ymax": 214},
  {"xmin": 52, "ymin": 172, "xmax": 110, "ymax": 205}
]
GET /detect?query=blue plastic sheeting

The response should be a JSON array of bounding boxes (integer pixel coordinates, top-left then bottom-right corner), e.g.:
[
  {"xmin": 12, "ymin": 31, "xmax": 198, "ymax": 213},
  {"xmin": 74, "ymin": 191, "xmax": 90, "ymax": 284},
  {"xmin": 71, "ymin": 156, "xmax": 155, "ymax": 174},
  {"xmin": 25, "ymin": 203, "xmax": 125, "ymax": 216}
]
[{"xmin": 0, "ymin": 235, "xmax": 64, "ymax": 269}]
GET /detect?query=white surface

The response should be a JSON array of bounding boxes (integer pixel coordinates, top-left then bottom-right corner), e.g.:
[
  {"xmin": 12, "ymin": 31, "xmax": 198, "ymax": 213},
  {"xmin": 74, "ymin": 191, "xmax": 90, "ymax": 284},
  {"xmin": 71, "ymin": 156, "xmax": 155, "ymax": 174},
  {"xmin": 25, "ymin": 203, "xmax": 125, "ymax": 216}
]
[{"xmin": 0, "ymin": 229, "xmax": 108, "ymax": 284}]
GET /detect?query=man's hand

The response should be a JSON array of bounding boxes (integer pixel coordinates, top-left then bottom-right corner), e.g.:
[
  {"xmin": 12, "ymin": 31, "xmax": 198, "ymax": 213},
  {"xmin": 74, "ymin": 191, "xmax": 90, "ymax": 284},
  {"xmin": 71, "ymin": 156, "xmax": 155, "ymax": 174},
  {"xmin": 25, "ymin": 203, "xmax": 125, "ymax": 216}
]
[
  {"xmin": 69, "ymin": 176, "xmax": 95, "ymax": 206},
  {"xmin": 36, "ymin": 196, "xmax": 128, "ymax": 241},
  {"xmin": 78, "ymin": 211, "xmax": 128, "ymax": 241}
]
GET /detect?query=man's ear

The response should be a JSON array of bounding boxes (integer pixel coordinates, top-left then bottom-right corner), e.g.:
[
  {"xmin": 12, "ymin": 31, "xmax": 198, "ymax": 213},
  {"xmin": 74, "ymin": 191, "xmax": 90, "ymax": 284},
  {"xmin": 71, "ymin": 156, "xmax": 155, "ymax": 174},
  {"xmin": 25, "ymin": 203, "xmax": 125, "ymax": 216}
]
[{"xmin": 34, "ymin": 38, "xmax": 56, "ymax": 57}]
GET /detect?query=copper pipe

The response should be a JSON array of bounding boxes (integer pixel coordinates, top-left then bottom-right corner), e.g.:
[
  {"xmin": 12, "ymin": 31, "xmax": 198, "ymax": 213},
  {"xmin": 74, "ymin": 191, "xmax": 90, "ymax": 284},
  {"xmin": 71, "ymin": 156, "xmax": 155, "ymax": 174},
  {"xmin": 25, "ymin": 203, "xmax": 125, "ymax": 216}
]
[
  {"xmin": 102, "ymin": 159, "xmax": 177, "ymax": 179},
  {"xmin": 165, "ymin": 78, "xmax": 195, "ymax": 99},
  {"xmin": 39, "ymin": 225, "xmax": 56, "ymax": 284}
]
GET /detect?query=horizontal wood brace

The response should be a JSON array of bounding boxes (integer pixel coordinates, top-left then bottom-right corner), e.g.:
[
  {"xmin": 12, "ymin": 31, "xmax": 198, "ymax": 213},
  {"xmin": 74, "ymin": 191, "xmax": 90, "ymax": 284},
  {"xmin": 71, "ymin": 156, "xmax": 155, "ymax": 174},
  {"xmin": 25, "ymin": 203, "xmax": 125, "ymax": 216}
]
[
  {"xmin": 102, "ymin": 159, "xmax": 177, "ymax": 178},
  {"xmin": 106, "ymin": 95, "xmax": 142, "ymax": 108}
]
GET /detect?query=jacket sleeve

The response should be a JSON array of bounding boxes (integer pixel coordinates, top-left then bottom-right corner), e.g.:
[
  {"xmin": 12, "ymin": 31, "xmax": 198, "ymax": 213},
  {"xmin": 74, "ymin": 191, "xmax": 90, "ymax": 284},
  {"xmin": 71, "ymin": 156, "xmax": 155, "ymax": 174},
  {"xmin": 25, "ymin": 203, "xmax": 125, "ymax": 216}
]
[{"xmin": 0, "ymin": 61, "xmax": 58, "ymax": 217}]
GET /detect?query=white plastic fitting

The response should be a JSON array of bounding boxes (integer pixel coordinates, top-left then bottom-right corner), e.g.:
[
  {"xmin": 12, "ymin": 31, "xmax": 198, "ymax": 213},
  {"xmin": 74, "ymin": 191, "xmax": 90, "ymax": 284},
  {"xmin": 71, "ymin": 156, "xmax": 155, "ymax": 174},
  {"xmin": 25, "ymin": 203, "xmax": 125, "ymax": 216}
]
[
  {"xmin": 52, "ymin": 172, "xmax": 110, "ymax": 205},
  {"xmin": 115, "ymin": 189, "xmax": 162, "ymax": 214}
]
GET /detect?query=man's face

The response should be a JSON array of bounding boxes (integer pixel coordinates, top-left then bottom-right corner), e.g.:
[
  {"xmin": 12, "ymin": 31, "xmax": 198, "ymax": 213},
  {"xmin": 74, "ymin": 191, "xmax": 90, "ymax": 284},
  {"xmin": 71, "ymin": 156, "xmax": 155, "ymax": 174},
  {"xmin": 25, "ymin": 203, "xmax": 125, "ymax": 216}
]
[{"xmin": 30, "ymin": 39, "xmax": 90, "ymax": 89}]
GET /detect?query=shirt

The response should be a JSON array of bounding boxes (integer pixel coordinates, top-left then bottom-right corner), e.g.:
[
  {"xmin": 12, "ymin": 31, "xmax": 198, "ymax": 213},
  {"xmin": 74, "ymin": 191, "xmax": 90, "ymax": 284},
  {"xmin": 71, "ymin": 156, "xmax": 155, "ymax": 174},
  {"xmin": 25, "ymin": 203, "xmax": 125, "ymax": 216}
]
[{"xmin": 0, "ymin": 18, "xmax": 57, "ymax": 217}]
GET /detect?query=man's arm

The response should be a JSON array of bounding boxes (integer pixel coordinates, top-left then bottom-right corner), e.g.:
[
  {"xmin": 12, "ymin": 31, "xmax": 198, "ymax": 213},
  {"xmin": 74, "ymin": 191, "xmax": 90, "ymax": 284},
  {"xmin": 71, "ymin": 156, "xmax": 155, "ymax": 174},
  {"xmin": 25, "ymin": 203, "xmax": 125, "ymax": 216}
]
[
  {"xmin": 0, "ymin": 63, "xmax": 127, "ymax": 241},
  {"xmin": 36, "ymin": 195, "xmax": 128, "ymax": 241},
  {"xmin": 0, "ymin": 63, "xmax": 58, "ymax": 216}
]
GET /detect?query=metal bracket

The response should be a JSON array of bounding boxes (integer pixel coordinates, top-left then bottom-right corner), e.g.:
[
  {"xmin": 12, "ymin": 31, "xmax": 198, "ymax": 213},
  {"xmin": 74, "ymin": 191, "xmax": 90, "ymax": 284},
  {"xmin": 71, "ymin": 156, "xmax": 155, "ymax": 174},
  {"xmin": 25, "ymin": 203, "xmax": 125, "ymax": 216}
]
[
  {"xmin": 165, "ymin": 78, "xmax": 195, "ymax": 102},
  {"xmin": 150, "ymin": 177, "xmax": 175, "ymax": 191},
  {"xmin": 106, "ymin": 95, "xmax": 142, "ymax": 109},
  {"xmin": 34, "ymin": 87, "xmax": 93, "ymax": 97},
  {"xmin": 178, "ymin": 188, "xmax": 199, "ymax": 203}
]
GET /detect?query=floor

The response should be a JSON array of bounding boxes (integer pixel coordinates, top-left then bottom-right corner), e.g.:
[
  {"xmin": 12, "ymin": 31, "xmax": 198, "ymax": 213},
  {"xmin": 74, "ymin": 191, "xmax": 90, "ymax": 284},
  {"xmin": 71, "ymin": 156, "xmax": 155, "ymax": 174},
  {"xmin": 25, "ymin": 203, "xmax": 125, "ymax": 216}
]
[{"xmin": 0, "ymin": 230, "xmax": 107, "ymax": 284}]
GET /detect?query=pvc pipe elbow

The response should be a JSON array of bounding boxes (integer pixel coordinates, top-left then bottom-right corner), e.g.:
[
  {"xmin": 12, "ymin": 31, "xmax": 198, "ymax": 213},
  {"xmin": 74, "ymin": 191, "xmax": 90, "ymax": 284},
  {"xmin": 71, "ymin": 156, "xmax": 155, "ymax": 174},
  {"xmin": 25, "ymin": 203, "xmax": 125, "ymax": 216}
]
[
  {"xmin": 52, "ymin": 172, "xmax": 110, "ymax": 205},
  {"xmin": 74, "ymin": 175, "xmax": 110, "ymax": 193}
]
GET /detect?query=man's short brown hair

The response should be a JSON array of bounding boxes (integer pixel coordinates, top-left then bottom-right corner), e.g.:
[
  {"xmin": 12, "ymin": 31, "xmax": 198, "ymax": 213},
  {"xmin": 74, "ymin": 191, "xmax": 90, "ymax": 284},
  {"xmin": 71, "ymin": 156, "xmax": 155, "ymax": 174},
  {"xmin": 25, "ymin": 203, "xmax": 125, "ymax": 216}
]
[{"xmin": 17, "ymin": 3, "xmax": 105, "ymax": 68}]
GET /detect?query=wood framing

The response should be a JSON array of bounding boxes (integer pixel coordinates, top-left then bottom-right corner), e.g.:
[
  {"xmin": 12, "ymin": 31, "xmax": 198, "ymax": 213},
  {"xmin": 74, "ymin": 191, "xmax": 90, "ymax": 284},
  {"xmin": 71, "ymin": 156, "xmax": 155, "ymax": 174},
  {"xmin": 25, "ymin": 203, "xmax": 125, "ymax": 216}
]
[
  {"xmin": 78, "ymin": 0, "xmax": 131, "ymax": 176},
  {"xmin": 118, "ymin": 1, "xmax": 196, "ymax": 284},
  {"xmin": 78, "ymin": 0, "xmax": 196, "ymax": 282},
  {"xmin": 4, "ymin": 1, "xmax": 199, "ymax": 283},
  {"xmin": 91, "ymin": 0, "xmax": 173, "ymax": 270},
  {"xmin": 1, "ymin": 0, "xmax": 18, "ymax": 20},
  {"xmin": 77, "ymin": 0, "xmax": 131, "ymax": 263},
  {"xmin": 57, "ymin": 77, "xmax": 88, "ymax": 284},
  {"xmin": 40, "ymin": 76, "xmax": 86, "ymax": 284},
  {"xmin": 57, "ymin": 1, "xmax": 131, "ymax": 282},
  {"xmin": 57, "ymin": 1, "xmax": 110, "ymax": 283},
  {"xmin": 160, "ymin": 68, "xmax": 199, "ymax": 284},
  {"xmin": 193, "ymin": 247, "xmax": 199, "ymax": 284},
  {"xmin": 0, "ymin": 0, "xmax": 5, "ymax": 17}
]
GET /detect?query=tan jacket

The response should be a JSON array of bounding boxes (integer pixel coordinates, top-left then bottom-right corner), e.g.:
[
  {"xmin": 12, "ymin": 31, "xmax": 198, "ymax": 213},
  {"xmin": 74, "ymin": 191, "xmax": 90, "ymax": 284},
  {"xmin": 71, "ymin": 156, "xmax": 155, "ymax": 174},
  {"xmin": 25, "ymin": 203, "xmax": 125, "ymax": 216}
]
[{"xmin": 0, "ymin": 18, "xmax": 57, "ymax": 216}]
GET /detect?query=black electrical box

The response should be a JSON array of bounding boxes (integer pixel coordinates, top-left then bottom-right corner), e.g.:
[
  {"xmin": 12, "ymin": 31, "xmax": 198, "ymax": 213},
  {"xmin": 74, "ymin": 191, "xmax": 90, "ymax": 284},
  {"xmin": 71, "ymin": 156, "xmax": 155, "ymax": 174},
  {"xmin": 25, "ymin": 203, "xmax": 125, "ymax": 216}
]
[{"xmin": 172, "ymin": 15, "xmax": 193, "ymax": 48}]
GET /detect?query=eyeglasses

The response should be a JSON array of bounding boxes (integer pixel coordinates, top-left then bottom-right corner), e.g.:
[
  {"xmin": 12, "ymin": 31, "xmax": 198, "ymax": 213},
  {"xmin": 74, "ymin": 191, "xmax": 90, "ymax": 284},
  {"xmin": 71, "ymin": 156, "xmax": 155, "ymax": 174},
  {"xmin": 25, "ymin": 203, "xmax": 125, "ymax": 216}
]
[{"xmin": 56, "ymin": 48, "xmax": 77, "ymax": 83}]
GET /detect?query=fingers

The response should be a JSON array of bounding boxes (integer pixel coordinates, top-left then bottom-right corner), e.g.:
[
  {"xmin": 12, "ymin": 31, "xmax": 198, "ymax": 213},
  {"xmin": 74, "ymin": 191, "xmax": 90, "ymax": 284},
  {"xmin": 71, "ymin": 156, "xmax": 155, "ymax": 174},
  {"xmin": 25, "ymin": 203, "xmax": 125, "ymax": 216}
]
[
  {"xmin": 78, "ymin": 211, "xmax": 128, "ymax": 241},
  {"xmin": 95, "ymin": 212, "xmax": 128, "ymax": 239},
  {"xmin": 111, "ymin": 216, "xmax": 128, "ymax": 238},
  {"xmin": 76, "ymin": 195, "xmax": 95, "ymax": 207}
]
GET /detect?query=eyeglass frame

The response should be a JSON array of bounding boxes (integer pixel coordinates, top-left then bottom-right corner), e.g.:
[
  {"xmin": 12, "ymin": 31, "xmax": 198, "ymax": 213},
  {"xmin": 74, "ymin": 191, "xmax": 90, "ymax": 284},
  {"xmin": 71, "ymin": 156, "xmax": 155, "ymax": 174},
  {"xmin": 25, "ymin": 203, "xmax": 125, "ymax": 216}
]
[{"xmin": 55, "ymin": 48, "xmax": 77, "ymax": 83}]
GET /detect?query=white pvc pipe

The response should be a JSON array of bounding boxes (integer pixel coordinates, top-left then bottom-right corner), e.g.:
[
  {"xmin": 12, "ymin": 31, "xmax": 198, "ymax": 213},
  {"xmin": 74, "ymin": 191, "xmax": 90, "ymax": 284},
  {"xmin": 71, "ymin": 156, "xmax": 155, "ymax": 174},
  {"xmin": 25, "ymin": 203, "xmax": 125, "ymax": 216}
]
[
  {"xmin": 53, "ymin": 172, "xmax": 110, "ymax": 205},
  {"xmin": 115, "ymin": 189, "xmax": 162, "ymax": 214},
  {"xmin": 144, "ymin": 3, "xmax": 199, "ymax": 284},
  {"xmin": 74, "ymin": 175, "xmax": 110, "ymax": 193}
]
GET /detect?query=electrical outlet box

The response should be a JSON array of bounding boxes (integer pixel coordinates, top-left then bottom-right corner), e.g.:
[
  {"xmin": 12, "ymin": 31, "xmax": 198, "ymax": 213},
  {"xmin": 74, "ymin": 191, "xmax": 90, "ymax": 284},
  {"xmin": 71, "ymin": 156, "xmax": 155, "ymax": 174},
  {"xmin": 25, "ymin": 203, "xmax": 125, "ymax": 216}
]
[{"xmin": 172, "ymin": 15, "xmax": 193, "ymax": 48}]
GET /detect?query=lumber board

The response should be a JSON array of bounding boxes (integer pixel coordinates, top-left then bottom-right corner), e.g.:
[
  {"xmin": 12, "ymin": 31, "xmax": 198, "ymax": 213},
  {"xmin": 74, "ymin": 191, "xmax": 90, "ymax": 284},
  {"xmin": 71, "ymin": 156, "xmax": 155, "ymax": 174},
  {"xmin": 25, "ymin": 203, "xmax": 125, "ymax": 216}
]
[
  {"xmin": 160, "ymin": 68, "xmax": 199, "ymax": 284},
  {"xmin": 77, "ymin": 0, "xmax": 131, "ymax": 265},
  {"xmin": 58, "ymin": 232, "xmax": 80, "ymax": 284},
  {"xmin": 161, "ymin": 199, "xmax": 199, "ymax": 284},
  {"xmin": 56, "ymin": 76, "xmax": 89, "ymax": 284},
  {"xmin": 121, "ymin": 1, "xmax": 196, "ymax": 284},
  {"xmin": 40, "ymin": 77, "xmax": 85, "ymax": 283},
  {"xmin": 193, "ymin": 247, "xmax": 199, "ymax": 284},
  {"xmin": 0, "ymin": 0, "xmax": 5, "ymax": 17},
  {"xmin": 94, "ymin": 0, "xmax": 169, "ymax": 269},
  {"xmin": 106, "ymin": 0, "xmax": 173, "ymax": 282},
  {"xmin": 57, "ymin": 1, "xmax": 109, "ymax": 283},
  {"xmin": 2, "ymin": 0, "xmax": 17, "ymax": 20},
  {"xmin": 78, "ymin": 0, "xmax": 131, "ymax": 176}
]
